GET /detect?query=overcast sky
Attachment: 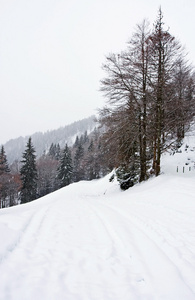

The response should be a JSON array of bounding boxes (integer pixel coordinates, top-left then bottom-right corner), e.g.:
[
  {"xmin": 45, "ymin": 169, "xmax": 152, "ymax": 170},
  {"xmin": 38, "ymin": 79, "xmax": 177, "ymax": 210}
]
[{"xmin": 0, "ymin": 0, "xmax": 194, "ymax": 144}]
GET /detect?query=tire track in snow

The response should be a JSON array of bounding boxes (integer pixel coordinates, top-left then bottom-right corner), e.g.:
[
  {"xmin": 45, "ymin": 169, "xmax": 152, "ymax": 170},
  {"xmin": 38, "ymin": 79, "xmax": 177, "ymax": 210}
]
[
  {"xmin": 112, "ymin": 199, "xmax": 195, "ymax": 290},
  {"xmin": 0, "ymin": 197, "xmax": 78, "ymax": 300},
  {"xmin": 0, "ymin": 207, "xmax": 48, "ymax": 265},
  {"xmin": 68, "ymin": 200, "xmax": 146, "ymax": 300},
  {"xmin": 87, "ymin": 199, "xmax": 195, "ymax": 300},
  {"xmin": 85, "ymin": 201, "xmax": 154, "ymax": 299},
  {"xmin": 0, "ymin": 191, "xmax": 64, "ymax": 266}
]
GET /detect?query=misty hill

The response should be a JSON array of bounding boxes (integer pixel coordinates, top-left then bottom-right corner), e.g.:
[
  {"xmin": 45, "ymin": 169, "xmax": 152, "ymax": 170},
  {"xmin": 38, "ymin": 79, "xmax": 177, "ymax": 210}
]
[{"xmin": 4, "ymin": 115, "xmax": 96, "ymax": 163}]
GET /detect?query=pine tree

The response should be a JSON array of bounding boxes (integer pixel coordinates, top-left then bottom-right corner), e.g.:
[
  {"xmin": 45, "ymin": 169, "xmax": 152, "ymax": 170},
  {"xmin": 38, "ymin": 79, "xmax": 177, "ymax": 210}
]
[
  {"xmin": 20, "ymin": 138, "xmax": 38, "ymax": 204},
  {"xmin": 73, "ymin": 143, "xmax": 84, "ymax": 182},
  {"xmin": 73, "ymin": 136, "xmax": 79, "ymax": 148},
  {"xmin": 55, "ymin": 144, "xmax": 61, "ymax": 160},
  {"xmin": 0, "ymin": 146, "xmax": 10, "ymax": 208},
  {"xmin": 49, "ymin": 143, "xmax": 61, "ymax": 160},
  {"xmin": 0, "ymin": 146, "xmax": 10, "ymax": 174},
  {"xmin": 48, "ymin": 143, "xmax": 55, "ymax": 158},
  {"xmin": 57, "ymin": 144, "xmax": 73, "ymax": 188}
]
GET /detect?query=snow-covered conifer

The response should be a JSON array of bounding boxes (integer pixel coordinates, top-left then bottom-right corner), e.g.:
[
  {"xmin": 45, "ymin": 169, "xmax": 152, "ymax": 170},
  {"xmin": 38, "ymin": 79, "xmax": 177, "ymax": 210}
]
[
  {"xmin": 20, "ymin": 138, "xmax": 38, "ymax": 203},
  {"xmin": 57, "ymin": 144, "xmax": 73, "ymax": 188}
]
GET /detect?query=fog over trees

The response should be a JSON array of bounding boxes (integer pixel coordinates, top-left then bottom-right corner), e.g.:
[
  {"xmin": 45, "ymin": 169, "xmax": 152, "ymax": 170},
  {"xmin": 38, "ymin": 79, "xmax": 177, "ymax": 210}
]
[{"xmin": 3, "ymin": 116, "xmax": 96, "ymax": 164}]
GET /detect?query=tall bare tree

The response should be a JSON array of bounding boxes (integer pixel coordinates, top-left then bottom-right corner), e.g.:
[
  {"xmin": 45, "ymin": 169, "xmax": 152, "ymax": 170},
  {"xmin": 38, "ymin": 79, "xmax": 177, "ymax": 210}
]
[
  {"xmin": 99, "ymin": 8, "xmax": 194, "ymax": 186},
  {"xmin": 100, "ymin": 20, "xmax": 152, "ymax": 182},
  {"xmin": 148, "ymin": 8, "xmax": 183, "ymax": 175}
]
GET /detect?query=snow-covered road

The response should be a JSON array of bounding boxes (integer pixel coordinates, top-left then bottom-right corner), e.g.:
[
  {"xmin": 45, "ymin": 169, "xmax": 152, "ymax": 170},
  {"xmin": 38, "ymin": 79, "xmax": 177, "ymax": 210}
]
[{"xmin": 0, "ymin": 173, "xmax": 195, "ymax": 300}]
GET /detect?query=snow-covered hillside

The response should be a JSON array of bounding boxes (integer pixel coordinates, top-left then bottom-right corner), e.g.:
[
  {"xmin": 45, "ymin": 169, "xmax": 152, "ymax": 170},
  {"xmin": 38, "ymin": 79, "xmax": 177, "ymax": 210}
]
[
  {"xmin": 4, "ymin": 115, "xmax": 96, "ymax": 163},
  {"xmin": 0, "ymin": 128, "xmax": 195, "ymax": 300}
]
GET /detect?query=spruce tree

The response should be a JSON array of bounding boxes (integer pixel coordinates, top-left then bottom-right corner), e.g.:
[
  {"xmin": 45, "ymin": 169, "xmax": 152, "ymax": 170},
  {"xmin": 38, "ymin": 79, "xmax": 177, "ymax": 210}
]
[
  {"xmin": 0, "ymin": 146, "xmax": 10, "ymax": 174},
  {"xmin": 0, "ymin": 146, "xmax": 10, "ymax": 208},
  {"xmin": 48, "ymin": 143, "xmax": 61, "ymax": 160},
  {"xmin": 20, "ymin": 138, "xmax": 38, "ymax": 204},
  {"xmin": 48, "ymin": 143, "xmax": 55, "ymax": 158},
  {"xmin": 57, "ymin": 144, "xmax": 73, "ymax": 188},
  {"xmin": 73, "ymin": 143, "xmax": 84, "ymax": 182},
  {"xmin": 56, "ymin": 144, "xmax": 61, "ymax": 160}
]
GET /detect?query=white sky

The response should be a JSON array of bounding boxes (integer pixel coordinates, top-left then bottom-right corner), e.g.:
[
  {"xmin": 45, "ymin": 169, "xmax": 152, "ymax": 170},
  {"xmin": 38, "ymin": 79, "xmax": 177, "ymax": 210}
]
[{"xmin": 0, "ymin": 0, "xmax": 194, "ymax": 144}]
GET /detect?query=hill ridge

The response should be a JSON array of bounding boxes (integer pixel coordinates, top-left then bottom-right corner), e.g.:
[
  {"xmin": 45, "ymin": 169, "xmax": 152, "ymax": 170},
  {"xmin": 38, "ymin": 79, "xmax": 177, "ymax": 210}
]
[{"xmin": 4, "ymin": 115, "xmax": 96, "ymax": 163}]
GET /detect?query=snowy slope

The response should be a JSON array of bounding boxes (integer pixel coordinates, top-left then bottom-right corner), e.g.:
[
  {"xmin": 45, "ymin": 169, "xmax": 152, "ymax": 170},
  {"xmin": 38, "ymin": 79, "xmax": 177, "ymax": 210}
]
[
  {"xmin": 4, "ymin": 115, "xmax": 96, "ymax": 163},
  {"xmin": 0, "ymin": 131, "xmax": 195, "ymax": 299}
]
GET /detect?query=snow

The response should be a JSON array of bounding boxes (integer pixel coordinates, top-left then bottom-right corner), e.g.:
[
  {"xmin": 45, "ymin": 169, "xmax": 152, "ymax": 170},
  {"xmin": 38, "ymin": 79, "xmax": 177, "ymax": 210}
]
[{"xmin": 0, "ymin": 130, "xmax": 195, "ymax": 299}]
